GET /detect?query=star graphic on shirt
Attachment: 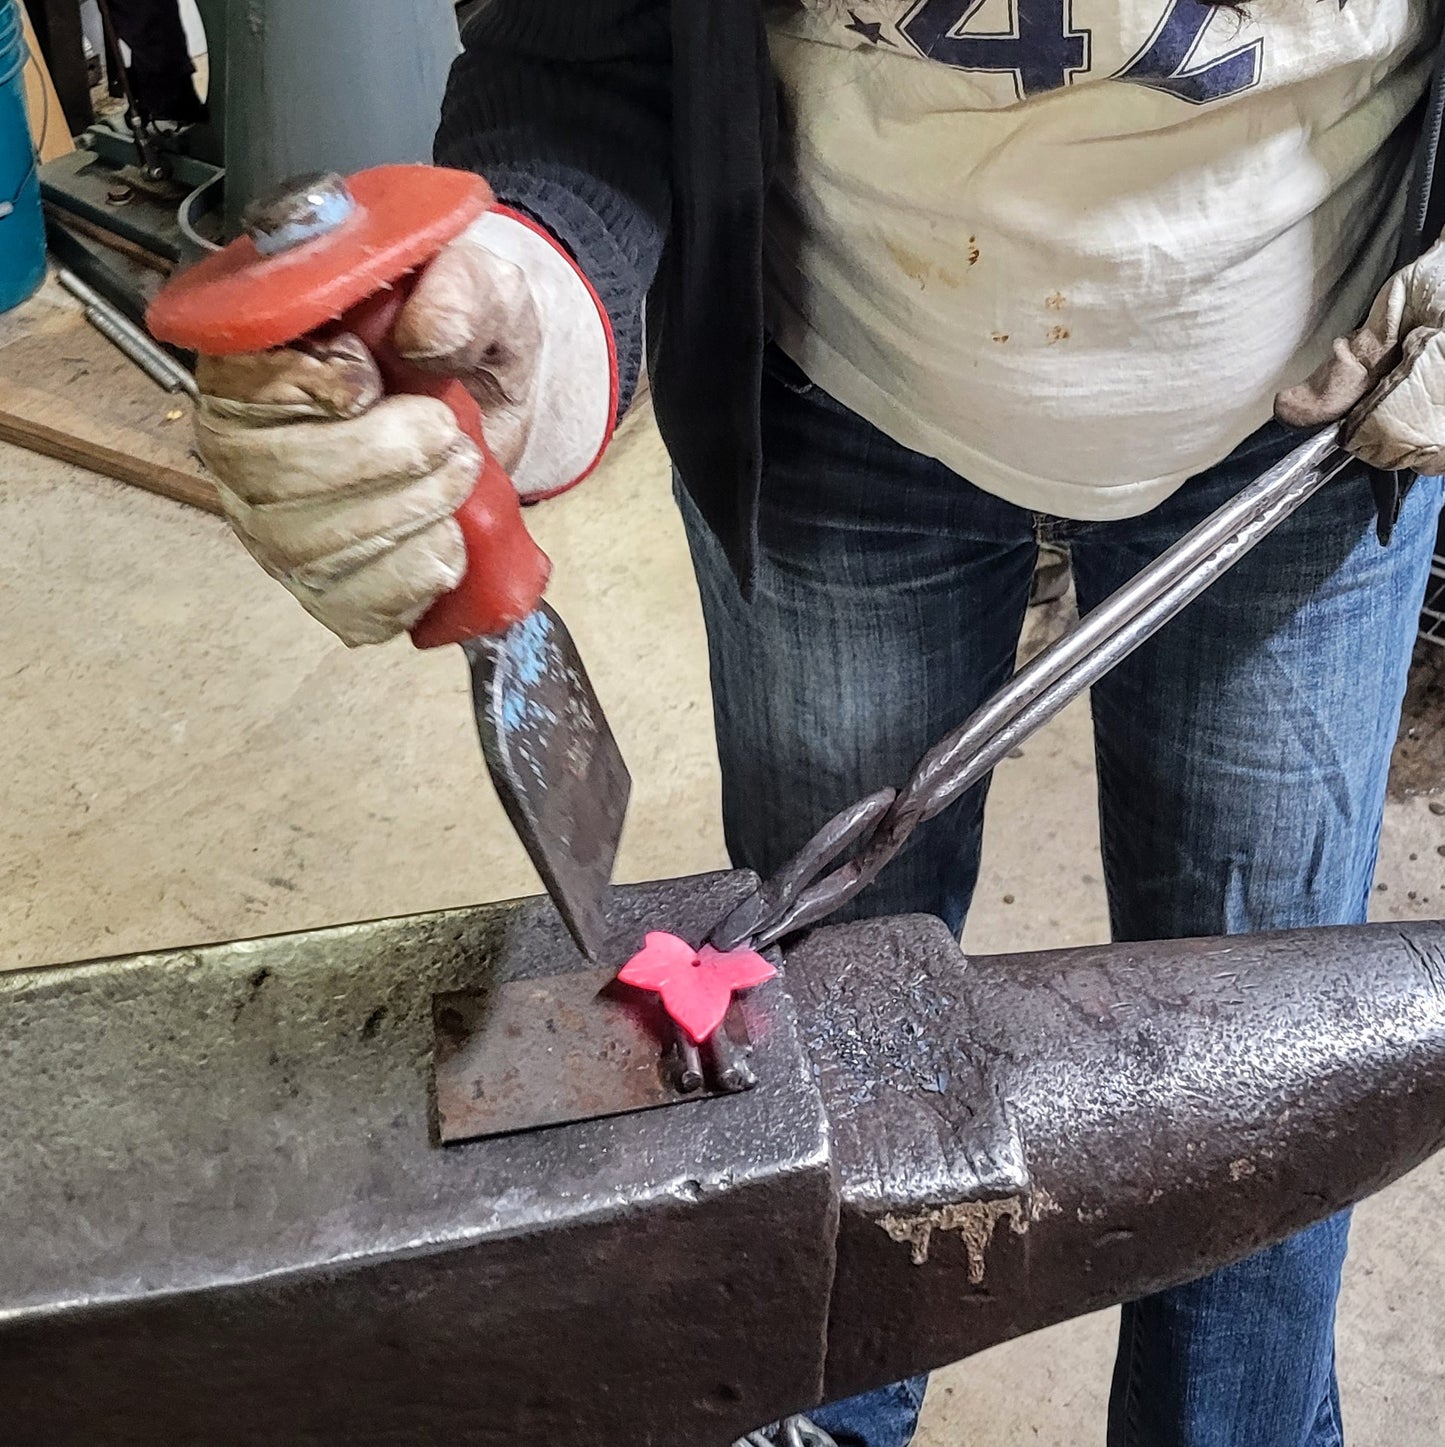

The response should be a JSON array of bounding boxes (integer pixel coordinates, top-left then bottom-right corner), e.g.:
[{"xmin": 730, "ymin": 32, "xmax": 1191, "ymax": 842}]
[{"xmin": 845, "ymin": 9, "xmax": 896, "ymax": 46}]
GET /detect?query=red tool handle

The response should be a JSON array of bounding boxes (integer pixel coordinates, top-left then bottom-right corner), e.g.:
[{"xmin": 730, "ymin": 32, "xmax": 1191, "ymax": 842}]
[
  {"xmin": 342, "ymin": 283, "xmax": 551, "ymax": 649},
  {"xmin": 146, "ymin": 167, "xmax": 549, "ymax": 649}
]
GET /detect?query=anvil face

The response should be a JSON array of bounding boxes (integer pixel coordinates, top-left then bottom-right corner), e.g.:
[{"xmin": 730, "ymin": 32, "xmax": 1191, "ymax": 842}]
[
  {"xmin": 0, "ymin": 873, "xmax": 836, "ymax": 1447},
  {"xmin": 3, "ymin": 875, "xmax": 1445, "ymax": 1447}
]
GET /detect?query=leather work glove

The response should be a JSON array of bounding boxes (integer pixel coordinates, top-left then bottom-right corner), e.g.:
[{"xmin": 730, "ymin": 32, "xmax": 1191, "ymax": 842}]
[
  {"xmin": 194, "ymin": 211, "xmax": 616, "ymax": 646},
  {"xmin": 1275, "ymin": 234, "xmax": 1445, "ymax": 475}
]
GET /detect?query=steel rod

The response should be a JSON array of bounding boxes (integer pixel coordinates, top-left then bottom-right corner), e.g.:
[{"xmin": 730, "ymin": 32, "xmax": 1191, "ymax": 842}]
[
  {"xmin": 57, "ymin": 268, "xmax": 198, "ymax": 397},
  {"xmin": 705, "ymin": 1028, "xmax": 760, "ymax": 1093},
  {"xmin": 903, "ymin": 428, "xmax": 1346, "ymax": 818},
  {"xmin": 668, "ymin": 1025, "xmax": 706, "ymax": 1094},
  {"xmin": 751, "ymin": 430, "xmax": 1351, "ymax": 946},
  {"xmin": 82, "ymin": 306, "xmax": 188, "ymax": 393},
  {"xmin": 913, "ymin": 436, "xmax": 1350, "ymax": 826}
]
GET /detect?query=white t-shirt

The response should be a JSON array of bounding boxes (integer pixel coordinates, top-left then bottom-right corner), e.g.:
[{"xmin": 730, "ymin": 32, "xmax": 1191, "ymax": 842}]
[{"xmin": 763, "ymin": 0, "xmax": 1440, "ymax": 518}]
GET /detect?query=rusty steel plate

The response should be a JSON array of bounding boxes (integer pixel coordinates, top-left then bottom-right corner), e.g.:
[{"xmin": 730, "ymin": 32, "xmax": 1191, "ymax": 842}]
[{"xmin": 433, "ymin": 967, "xmax": 743, "ymax": 1142}]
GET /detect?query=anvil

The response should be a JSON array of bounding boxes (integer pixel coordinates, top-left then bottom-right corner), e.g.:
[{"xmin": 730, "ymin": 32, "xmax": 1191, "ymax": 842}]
[{"xmin": 3, "ymin": 872, "xmax": 1445, "ymax": 1446}]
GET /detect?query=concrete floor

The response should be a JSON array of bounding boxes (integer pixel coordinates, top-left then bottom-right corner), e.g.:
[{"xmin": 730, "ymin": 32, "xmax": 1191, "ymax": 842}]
[{"xmin": 4, "ymin": 393, "xmax": 1445, "ymax": 1442}]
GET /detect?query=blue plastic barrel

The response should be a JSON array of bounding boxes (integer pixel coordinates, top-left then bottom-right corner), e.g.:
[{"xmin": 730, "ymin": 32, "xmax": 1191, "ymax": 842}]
[{"xmin": 0, "ymin": 0, "xmax": 45, "ymax": 313}]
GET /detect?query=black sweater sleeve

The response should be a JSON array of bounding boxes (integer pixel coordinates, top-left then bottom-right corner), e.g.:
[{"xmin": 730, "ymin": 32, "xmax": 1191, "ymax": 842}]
[{"xmin": 434, "ymin": 1, "xmax": 672, "ymax": 413}]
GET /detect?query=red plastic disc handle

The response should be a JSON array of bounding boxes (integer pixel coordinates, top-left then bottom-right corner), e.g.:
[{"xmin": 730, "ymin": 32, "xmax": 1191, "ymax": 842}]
[
  {"xmin": 147, "ymin": 165, "xmax": 551, "ymax": 644},
  {"xmin": 149, "ymin": 166, "xmax": 494, "ymax": 354}
]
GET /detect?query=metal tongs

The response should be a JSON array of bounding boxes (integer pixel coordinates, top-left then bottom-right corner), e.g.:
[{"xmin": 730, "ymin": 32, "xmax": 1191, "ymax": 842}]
[{"xmin": 711, "ymin": 428, "xmax": 1351, "ymax": 951}]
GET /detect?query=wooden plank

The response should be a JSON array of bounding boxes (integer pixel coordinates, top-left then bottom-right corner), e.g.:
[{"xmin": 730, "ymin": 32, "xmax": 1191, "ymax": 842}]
[
  {"xmin": 19, "ymin": 2, "xmax": 76, "ymax": 164},
  {"xmin": 0, "ymin": 376, "xmax": 221, "ymax": 514},
  {"xmin": 0, "ymin": 280, "xmax": 219, "ymax": 514},
  {"xmin": 0, "ymin": 281, "xmax": 657, "ymax": 525}
]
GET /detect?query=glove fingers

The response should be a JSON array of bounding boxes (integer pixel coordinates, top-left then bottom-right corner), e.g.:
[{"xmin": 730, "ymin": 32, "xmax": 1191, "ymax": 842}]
[
  {"xmin": 195, "ymin": 333, "xmax": 382, "ymax": 420},
  {"xmin": 197, "ymin": 394, "xmax": 465, "ymax": 506},
  {"xmin": 459, "ymin": 381, "xmax": 531, "ymax": 475},
  {"xmin": 301, "ymin": 520, "xmax": 468, "ymax": 647},
  {"xmin": 1275, "ymin": 336, "xmax": 1379, "ymax": 429},
  {"xmin": 1343, "ymin": 327, "xmax": 1445, "ymax": 475},
  {"xmin": 395, "ymin": 238, "xmax": 539, "ymax": 379},
  {"xmin": 229, "ymin": 439, "xmax": 479, "ymax": 576},
  {"xmin": 398, "ymin": 237, "xmax": 543, "ymax": 475},
  {"xmin": 1273, "ymin": 254, "xmax": 1435, "ymax": 431},
  {"xmin": 396, "ymin": 231, "xmax": 543, "ymax": 422}
]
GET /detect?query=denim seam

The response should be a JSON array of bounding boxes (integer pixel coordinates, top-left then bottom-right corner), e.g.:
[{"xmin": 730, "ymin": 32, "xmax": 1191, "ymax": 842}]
[
  {"xmin": 1120, "ymin": 1303, "xmax": 1145, "ymax": 1445},
  {"xmin": 1092, "ymin": 727, "xmax": 1132, "ymax": 936},
  {"xmin": 1319, "ymin": 1376, "xmax": 1345, "ymax": 1447}
]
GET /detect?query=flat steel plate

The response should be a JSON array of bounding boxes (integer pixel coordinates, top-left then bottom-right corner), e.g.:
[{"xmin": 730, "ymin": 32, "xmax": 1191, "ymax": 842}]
[{"xmin": 433, "ymin": 967, "xmax": 736, "ymax": 1142}]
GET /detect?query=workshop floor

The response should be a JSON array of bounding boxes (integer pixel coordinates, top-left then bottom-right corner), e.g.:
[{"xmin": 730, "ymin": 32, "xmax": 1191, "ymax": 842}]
[{"xmin": 4, "ymin": 393, "xmax": 1445, "ymax": 1443}]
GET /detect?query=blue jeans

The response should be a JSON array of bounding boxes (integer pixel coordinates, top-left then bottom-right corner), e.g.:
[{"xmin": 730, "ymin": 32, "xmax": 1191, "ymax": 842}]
[{"xmin": 681, "ymin": 347, "xmax": 1443, "ymax": 1447}]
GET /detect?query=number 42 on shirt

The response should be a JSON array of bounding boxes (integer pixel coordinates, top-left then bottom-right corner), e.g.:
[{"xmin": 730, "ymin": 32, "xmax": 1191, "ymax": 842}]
[{"xmin": 886, "ymin": 0, "xmax": 1266, "ymax": 103}]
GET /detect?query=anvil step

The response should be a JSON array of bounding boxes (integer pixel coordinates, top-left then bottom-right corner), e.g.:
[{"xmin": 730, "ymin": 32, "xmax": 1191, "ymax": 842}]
[
  {"xmin": 785, "ymin": 914, "xmax": 1445, "ymax": 1400},
  {"xmin": 1, "ymin": 873, "xmax": 1443, "ymax": 1447}
]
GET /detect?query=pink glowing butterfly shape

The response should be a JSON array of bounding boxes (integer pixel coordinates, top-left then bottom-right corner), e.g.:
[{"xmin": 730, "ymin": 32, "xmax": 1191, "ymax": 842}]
[{"xmin": 616, "ymin": 931, "xmax": 777, "ymax": 1044}]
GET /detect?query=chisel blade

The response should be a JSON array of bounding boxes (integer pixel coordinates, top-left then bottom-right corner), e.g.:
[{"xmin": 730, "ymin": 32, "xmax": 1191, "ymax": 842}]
[{"xmin": 463, "ymin": 602, "xmax": 630, "ymax": 961}]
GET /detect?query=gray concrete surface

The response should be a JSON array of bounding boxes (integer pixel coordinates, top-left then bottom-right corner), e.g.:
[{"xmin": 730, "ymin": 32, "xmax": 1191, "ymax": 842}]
[{"xmin": 2, "ymin": 398, "xmax": 1444, "ymax": 1442}]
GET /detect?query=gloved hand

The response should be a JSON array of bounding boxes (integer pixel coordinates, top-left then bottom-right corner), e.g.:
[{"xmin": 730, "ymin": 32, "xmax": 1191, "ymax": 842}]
[
  {"xmin": 1275, "ymin": 235, "xmax": 1445, "ymax": 475},
  {"xmin": 194, "ymin": 211, "xmax": 616, "ymax": 646}
]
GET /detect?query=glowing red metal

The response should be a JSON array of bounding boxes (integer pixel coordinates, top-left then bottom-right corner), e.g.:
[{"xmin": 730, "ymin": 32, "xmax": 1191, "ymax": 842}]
[{"xmin": 617, "ymin": 931, "xmax": 776, "ymax": 1045}]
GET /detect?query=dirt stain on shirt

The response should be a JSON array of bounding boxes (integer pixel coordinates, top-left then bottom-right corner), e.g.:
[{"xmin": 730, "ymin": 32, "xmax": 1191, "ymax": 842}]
[{"xmin": 886, "ymin": 235, "xmax": 979, "ymax": 290}]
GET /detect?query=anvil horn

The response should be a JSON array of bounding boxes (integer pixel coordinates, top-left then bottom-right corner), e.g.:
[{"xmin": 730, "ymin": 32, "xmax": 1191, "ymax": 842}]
[
  {"xmin": 785, "ymin": 912, "xmax": 1445, "ymax": 1400},
  {"xmin": 2, "ymin": 873, "xmax": 1443, "ymax": 1447}
]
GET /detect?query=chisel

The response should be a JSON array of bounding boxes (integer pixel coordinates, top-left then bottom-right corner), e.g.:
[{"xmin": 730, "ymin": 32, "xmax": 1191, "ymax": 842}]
[{"xmin": 149, "ymin": 167, "xmax": 630, "ymax": 960}]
